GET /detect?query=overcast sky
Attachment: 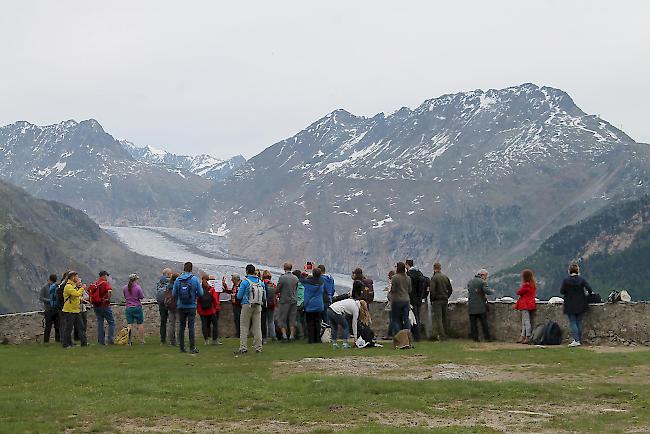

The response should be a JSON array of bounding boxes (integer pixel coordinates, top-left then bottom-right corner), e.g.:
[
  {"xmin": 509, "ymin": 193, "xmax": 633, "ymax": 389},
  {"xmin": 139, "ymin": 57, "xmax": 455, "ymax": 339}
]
[{"xmin": 1, "ymin": 1, "xmax": 648, "ymax": 159}]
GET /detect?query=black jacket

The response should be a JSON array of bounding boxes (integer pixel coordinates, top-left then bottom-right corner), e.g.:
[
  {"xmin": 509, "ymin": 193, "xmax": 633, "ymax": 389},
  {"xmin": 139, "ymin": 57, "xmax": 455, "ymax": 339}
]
[
  {"xmin": 561, "ymin": 275, "xmax": 593, "ymax": 315},
  {"xmin": 407, "ymin": 268, "xmax": 428, "ymax": 305}
]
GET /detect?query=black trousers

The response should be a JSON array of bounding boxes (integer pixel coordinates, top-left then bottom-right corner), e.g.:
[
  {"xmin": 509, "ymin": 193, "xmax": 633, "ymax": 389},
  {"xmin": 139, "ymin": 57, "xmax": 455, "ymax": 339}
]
[
  {"xmin": 178, "ymin": 308, "xmax": 196, "ymax": 351},
  {"xmin": 62, "ymin": 312, "xmax": 87, "ymax": 347},
  {"xmin": 43, "ymin": 308, "xmax": 60, "ymax": 342},
  {"xmin": 159, "ymin": 303, "xmax": 168, "ymax": 343},
  {"xmin": 305, "ymin": 311, "xmax": 322, "ymax": 344},
  {"xmin": 200, "ymin": 313, "xmax": 219, "ymax": 340},
  {"xmin": 469, "ymin": 313, "xmax": 491, "ymax": 341}
]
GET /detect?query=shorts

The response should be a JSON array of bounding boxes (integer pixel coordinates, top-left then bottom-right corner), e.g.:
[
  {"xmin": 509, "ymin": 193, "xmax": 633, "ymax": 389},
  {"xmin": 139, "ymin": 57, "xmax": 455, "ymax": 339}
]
[
  {"xmin": 276, "ymin": 303, "xmax": 297, "ymax": 329},
  {"xmin": 125, "ymin": 306, "xmax": 144, "ymax": 324}
]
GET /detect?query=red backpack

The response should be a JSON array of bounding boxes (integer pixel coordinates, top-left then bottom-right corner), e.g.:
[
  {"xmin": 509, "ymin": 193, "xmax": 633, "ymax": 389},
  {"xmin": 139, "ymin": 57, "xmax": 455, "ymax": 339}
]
[{"xmin": 89, "ymin": 281, "xmax": 104, "ymax": 306}]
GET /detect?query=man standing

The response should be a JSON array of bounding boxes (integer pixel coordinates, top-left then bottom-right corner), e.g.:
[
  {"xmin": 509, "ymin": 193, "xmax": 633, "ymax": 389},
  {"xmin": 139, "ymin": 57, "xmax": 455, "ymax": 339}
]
[
  {"xmin": 318, "ymin": 264, "xmax": 335, "ymax": 326},
  {"xmin": 467, "ymin": 268, "xmax": 493, "ymax": 342},
  {"xmin": 156, "ymin": 268, "xmax": 172, "ymax": 344},
  {"xmin": 429, "ymin": 263, "xmax": 453, "ymax": 341},
  {"xmin": 91, "ymin": 271, "xmax": 115, "ymax": 345},
  {"xmin": 235, "ymin": 264, "xmax": 266, "ymax": 354},
  {"xmin": 275, "ymin": 262, "xmax": 299, "ymax": 342},
  {"xmin": 40, "ymin": 274, "xmax": 60, "ymax": 343},
  {"xmin": 405, "ymin": 259, "xmax": 427, "ymax": 341},
  {"xmin": 172, "ymin": 262, "xmax": 203, "ymax": 354}
]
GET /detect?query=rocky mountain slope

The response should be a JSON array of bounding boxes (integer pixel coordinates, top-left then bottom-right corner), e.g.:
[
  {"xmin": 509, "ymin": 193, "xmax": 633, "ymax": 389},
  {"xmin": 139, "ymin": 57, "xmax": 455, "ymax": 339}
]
[
  {"xmin": 0, "ymin": 181, "xmax": 170, "ymax": 313},
  {"xmin": 0, "ymin": 119, "xmax": 211, "ymax": 225},
  {"xmin": 491, "ymin": 195, "xmax": 650, "ymax": 301},
  {"xmin": 120, "ymin": 140, "xmax": 246, "ymax": 181},
  {"xmin": 196, "ymin": 83, "xmax": 650, "ymax": 283}
]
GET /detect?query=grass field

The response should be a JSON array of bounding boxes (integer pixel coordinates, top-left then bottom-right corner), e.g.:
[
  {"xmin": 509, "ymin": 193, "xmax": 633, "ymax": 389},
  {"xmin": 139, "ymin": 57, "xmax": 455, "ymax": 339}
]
[{"xmin": 1, "ymin": 339, "xmax": 648, "ymax": 433}]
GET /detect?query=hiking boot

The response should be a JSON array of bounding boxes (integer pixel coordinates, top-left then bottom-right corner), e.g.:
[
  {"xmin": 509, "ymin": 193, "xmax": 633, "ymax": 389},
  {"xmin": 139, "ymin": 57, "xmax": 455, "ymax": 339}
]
[
  {"xmin": 341, "ymin": 342, "xmax": 351, "ymax": 349},
  {"xmin": 233, "ymin": 348, "xmax": 248, "ymax": 355},
  {"xmin": 332, "ymin": 342, "xmax": 340, "ymax": 349},
  {"xmin": 204, "ymin": 339, "xmax": 210, "ymax": 346},
  {"xmin": 568, "ymin": 340, "xmax": 581, "ymax": 347},
  {"xmin": 190, "ymin": 348, "xmax": 200, "ymax": 354}
]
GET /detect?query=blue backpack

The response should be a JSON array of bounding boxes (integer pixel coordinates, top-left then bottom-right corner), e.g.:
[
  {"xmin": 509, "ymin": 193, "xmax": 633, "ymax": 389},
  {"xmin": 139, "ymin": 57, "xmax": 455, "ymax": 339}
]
[
  {"xmin": 322, "ymin": 275, "xmax": 335, "ymax": 304},
  {"xmin": 48, "ymin": 283, "xmax": 58, "ymax": 309},
  {"xmin": 178, "ymin": 276, "xmax": 194, "ymax": 305}
]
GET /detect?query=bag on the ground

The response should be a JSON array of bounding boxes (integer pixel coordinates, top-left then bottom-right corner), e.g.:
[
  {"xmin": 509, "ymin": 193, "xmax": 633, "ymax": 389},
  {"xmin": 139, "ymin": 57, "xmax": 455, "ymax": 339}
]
[
  {"xmin": 164, "ymin": 287, "xmax": 176, "ymax": 310},
  {"xmin": 178, "ymin": 276, "xmax": 194, "ymax": 305},
  {"xmin": 199, "ymin": 288, "xmax": 213, "ymax": 310},
  {"xmin": 320, "ymin": 321, "xmax": 331, "ymax": 343},
  {"xmin": 156, "ymin": 279, "xmax": 167, "ymax": 304},
  {"xmin": 358, "ymin": 321, "xmax": 375, "ymax": 346},
  {"xmin": 393, "ymin": 329, "xmax": 414, "ymax": 349},
  {"xmin": 541, "ymin": 321, "xmax": 562, "ymax": 345},
  {"xmin": 88, "ymin": 281, "xmax": 104, "ymax": 306},
  {"xmin": 114, "ymin": 327, "xmax": 129, "ymax": 345},
  {"xmin": 49, "ymin": 284, "xmax": 58, "ymax": 309},
  {"xmin": 529, "ymin": 324, "xmax": 546, "ymax": 345},
  {"xmin": 586, "ymin": 293, "xmax": 602, "ymax": 304},
  {"xmin": 607, "ymin": 290, "xmax": 621, "ymax": 303},
  {"xmin": 247, "ymin": 278, "xmax": 265, "ymax": 305},
  {"xmin": 620, "ymin": 290, "xmax": 632, "ymax": 302}
]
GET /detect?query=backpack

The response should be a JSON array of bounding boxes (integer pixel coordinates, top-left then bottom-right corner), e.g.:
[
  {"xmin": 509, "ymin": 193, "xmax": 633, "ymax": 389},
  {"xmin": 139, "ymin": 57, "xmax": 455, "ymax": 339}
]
[
  {"xmin": 177, "ymin": 276, "xmax": 195, "ymax": 305},
  {"xmin": 529, "ymin": 324, "xmax": 546, "ymax": 345},
  {"xmin": 608, "ymin": 290, "xmax": 621, "ymax": 303},
  {"xmin": 114, "ymin": 327, "xmax": 129, "ymax": 345},
  {"xmin": 199, "ymin": 287, "xmax": 213, "ymax": 310},
  {"xmin": 48, "ymin": 284, "xmax": 58, "ymax": 309},
  {"xmin": 541, "ymin": 321, "xmax": 562, "ymax": 345},
  {"xmin": 163, "ymin": 286, "xmax": 176, "ymax": 310},
  {"xmin": 56, "ymin": 280, "xmax": 67, "ymax": 308},
  {"xmin": 358, "ymin": 321, "xmax": 375, "ymax": 344},
  {"xmin": 265, "ymin": 281, "xmax": 276, "ymax": 309},
  {"xmin": 322, "ymin": 275, "xmax": 335, "ymax": 305},
  {"xmin": 156, "ymin": 279, "xmax": 168, "ymax": 304},
  {"xmin": 586, "ymin": 293, "xmax": 602, "ymax": 304},
  {"xmin": 88, "ymin": 281, "xmax": 104, "ymax": 306},
  {"xmin": 393, "ymin": 329, "xmax": 414, "ymax": 349},
  {"xmin": 320, "ymin": 321, "xmax": 331, "ymax": 343},
  {"xmin": 247, "ymin": 278, "xmax": 265, "ymax": 305}
]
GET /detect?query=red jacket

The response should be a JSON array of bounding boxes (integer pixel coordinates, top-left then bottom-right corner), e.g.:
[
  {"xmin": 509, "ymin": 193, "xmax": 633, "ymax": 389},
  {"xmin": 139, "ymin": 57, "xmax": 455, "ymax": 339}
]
[
  {"xmin": 514, "ymin": 282, "xmax": 537, "ymax": 311},
  {"xmin": 197, "ymin": 287, "xmax": 220, "ymax": 316}
]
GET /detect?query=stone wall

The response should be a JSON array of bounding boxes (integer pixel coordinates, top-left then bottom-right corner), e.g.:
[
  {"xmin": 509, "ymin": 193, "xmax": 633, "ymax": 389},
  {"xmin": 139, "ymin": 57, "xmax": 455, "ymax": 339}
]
[{"xmin": 1, "ymin": 301, "xmax": 649, "ymax": 346}]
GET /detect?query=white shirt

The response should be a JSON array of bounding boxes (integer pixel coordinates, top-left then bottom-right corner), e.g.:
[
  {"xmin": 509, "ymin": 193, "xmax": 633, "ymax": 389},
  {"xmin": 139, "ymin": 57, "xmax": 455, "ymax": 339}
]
[{"xmin": 329, "ymin": 298, "xmax": 360, "ymax": 337}]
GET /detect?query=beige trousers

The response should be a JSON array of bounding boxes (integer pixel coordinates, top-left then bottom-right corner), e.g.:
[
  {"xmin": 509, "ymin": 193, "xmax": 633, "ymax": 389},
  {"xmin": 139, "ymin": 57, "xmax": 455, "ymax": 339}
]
[{"xmin": 239, "ymin": 303, "xmax": 263, "ymax": 352}]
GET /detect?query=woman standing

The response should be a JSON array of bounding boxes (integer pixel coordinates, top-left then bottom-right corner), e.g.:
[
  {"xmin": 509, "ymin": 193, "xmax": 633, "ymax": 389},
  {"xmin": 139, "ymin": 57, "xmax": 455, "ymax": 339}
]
[
  {"xmin": 514, "ymin": 269, "xmax": 537, "ymax": 344},
  {"xmin": 123, "ymin": 274, "xmax": 145, "ymax": 346},
  {"xmin": 261, "ymin": 270, "xmax": 276, "ymax": 343},
  {"xmin": 561, "ymin": 262, "xmax": 594, "ymax": 347},
  {"xmin": 198, "ymin": 274, "xmax": 220, "ymax": 345},
  {"xmin": 389, "ymin": 262, "xmax": 412, "ymax": 336},
  {"xmin": 351, "ymin": 268, "xmax": 374, "ymax": 304}
]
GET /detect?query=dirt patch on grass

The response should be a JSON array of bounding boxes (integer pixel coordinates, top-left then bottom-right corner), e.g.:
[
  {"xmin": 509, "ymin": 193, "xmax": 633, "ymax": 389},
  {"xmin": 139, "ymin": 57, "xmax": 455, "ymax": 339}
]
[{"xmin": 586, "ymin": 345, "xmax": 650, "ymax": 353}]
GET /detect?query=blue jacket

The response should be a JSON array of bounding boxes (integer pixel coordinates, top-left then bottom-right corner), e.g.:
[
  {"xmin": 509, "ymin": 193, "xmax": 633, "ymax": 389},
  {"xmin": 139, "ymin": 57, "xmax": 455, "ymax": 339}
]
[
  {"xmin": 237, "ymin": 275, "xmax": 266, "ymax": 305},
  {"xmin": 172, "ymin": 272, "xmax": 203, "ymax": 309},
  {"xmin": 321, "ymin": 274, "xmax": 335, "ymax": 304},
  {"xmin": 300, "ymin": 276, "xmax": 325, "ymax": 313}
]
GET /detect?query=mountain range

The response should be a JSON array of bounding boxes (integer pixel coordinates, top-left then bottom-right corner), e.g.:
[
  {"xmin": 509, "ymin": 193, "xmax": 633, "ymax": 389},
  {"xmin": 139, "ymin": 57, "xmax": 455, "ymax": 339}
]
[
  {"xmin": 119, "ymin": 140, "xmax": 245, "ymax": 181},
  {"xmin": 195, "ymin": 83, "xmax": 650, "ymax": 284},
  {"xmin": 2, "ymin": 83, "xmax": 649, "ymax": 300},
  {"xmin": 0, "ymin": 180, "xmax": 169, "ymax": 313}
]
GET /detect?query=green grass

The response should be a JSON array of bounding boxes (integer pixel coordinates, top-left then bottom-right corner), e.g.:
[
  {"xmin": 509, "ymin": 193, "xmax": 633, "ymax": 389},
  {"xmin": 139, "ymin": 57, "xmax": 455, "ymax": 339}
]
[{"xmin": 1, "ymin": 339, "xmax": 649, "ymax": 433}]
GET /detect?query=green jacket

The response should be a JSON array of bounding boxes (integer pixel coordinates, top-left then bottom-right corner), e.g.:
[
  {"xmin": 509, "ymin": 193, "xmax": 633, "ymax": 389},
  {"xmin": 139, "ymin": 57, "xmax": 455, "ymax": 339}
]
[
  {"xmin": 430, "ymin": 272, "xmax": 453, "ymax": 302},
  {"xmin": 467, "ymin": 276, "xmax": 493, "ymax": 315}
]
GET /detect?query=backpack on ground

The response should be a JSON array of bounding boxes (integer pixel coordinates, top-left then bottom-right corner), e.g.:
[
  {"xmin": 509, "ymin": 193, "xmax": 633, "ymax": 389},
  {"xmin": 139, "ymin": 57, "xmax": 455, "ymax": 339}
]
[
  {"xmin": 320, "ymin": 322, "xmax": 332, "ymax": 343},
  {"xmin": 49, "ymin": 284, "xmax": 58, "ymax": 309},
  {"xmin": 88, "ymin": 281, "xmax": 104, "ymax": 306},
  {"xmin": 529, "ymin": 324, "xmax": 546, "ymax": 345},
  {"xmin": 358, "ymin": 321, "xmax": 375, "ymax": 345},
  {"xmin": 199, "ymin": 288, "xmax": 213, "ymax": 310},
  {"xmin": 178, "ymin": 276, "xmax": 194, "ymax": 305},
  {"xmin": 607, "ymin": 290, "xmax": 621, "ymax": 304},
  {"xmin": 393, "ymin": 329, "xmax": 414, "ymax": 349},
  {"xmin": 541, "ymin": 321, "xmax": 562, "ymax": 345},
  {"xmin": 247, "ymin": 278, "xmax": 265, "ymax": 305},
  {"xmin": 163, "ymin": 286, "xmax": 176, "ymax": 310},
  {"xmin": 114, "ymin": 327, "xmax": 129, "ymax": 345},
  {"xmin": 156, "ymin": 279, "xmax": 167, "ymax": 304},
  {"xmin": 586, "ymin": 293, "xmax": 602, "ymax": 304}
]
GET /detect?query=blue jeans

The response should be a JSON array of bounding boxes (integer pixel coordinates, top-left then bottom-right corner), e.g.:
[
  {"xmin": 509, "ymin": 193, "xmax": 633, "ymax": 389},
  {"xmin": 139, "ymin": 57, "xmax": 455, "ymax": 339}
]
[
  {"xmin": 327, "ymin": 308, "xmax": 349, "ymax": 342},
  {"xmin": 567, "ymin": 313, "xmax": 583, "ymax": 343},
  {"xmin": 391, "ymin": 301, "xmax": 411, "ymax": 335},
  {"xmin": 94, "ymin": 307, "xmax": 115, "ymax": 344}
]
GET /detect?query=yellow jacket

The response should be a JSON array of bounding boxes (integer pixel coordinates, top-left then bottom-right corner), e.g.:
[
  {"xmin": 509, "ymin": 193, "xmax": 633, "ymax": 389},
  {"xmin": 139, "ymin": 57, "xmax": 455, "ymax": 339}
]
[{"xmin": 62, "ymin": 280, "xmax": 84, "ymax": 313}]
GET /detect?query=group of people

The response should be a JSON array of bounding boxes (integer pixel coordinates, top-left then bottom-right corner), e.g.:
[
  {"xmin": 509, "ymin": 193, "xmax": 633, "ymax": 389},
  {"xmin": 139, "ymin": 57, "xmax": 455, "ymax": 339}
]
[{"xmin": 38, "ymin": 257, "xmax": 596, "ymax": 351}]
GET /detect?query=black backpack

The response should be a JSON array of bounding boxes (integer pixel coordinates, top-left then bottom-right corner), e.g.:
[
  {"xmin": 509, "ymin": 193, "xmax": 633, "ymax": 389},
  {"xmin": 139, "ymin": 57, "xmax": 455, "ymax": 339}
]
[
  {"xmin": 55, "ymin": 280, "xmax": 67, "ymax": 309},
  {"xmin": 358, "ymin": 321, "xmax": 375, "ymax": 345},
  {"xmin": 586, "ymin": 293, "xmax": 602, "ymax": 304},
  {"xmin": 541, "ymin": 321, "xmax": 562, "ymax": 345},
  {"xmin": 607, "ymin": 290, "xmax": 621, "ymax": 304},
  {"xmin": 199, "ymin": 287, "xmax": 213, "ymax": 310}
]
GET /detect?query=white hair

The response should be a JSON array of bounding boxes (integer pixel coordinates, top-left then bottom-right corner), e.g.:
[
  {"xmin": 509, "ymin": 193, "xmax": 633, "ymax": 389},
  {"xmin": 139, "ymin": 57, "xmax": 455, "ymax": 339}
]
[{"xmin": 478, "ymin": 268, "xmax": 488, "ymax": 276}]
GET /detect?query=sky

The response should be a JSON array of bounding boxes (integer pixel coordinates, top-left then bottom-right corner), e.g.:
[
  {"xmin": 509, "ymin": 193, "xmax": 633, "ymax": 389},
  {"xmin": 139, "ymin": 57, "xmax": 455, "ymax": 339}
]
[{"xmin": 1, "ymin": 1, "xmax": 649, "ymax": 159}]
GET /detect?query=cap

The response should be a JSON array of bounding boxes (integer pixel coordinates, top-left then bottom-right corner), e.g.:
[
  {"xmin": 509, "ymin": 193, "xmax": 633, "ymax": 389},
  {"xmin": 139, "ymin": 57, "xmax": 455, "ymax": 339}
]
[
  {"xmin": 129, "ymin": 273, "xmax": 140, "ymax": 281},
  {"xmin": 99, "ymin": 270, "xmax": 110, "ymax": 277}
]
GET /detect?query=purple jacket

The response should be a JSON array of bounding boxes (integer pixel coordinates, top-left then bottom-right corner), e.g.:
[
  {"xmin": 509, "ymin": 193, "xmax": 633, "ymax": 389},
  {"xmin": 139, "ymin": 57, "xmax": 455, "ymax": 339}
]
[{"xmin": 123, "ymin": 282, "xmax": 144, "ymax": 308}]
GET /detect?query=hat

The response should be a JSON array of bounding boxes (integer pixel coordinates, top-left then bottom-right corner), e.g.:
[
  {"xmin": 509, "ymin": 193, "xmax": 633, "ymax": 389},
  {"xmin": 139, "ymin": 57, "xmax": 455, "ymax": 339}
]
[
  {"xmin": 99, "ymin": 270, "xmax": 110, "ymax": 277},
  {"xmin": 128, "ymin": 273, "xmax": 139, "ymax": 281}
]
